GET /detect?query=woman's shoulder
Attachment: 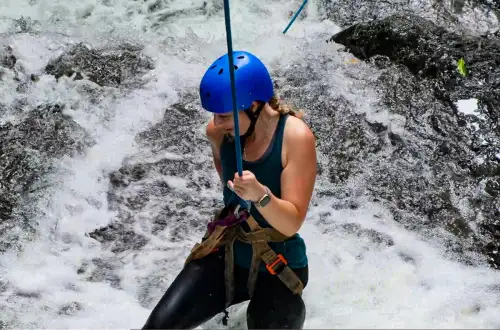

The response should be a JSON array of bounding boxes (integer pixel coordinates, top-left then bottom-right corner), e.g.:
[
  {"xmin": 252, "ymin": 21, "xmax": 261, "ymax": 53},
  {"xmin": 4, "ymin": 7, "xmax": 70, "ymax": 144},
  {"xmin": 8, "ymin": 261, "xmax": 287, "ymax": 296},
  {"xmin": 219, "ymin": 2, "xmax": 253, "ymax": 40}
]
[
  {"xmin": 283, "ymin": 115, "xmax": 315, "ymax": 148},
  {"xmin": 281, "ymin": 114, "xmax": 316, "ymax": 168}
]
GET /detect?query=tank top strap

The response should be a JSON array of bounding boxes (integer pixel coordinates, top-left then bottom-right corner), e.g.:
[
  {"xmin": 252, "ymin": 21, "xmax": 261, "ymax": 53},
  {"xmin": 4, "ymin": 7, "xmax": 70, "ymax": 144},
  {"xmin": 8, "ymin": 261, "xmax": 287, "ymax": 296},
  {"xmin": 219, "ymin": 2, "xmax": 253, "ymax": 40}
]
[{"xmin": 273, "ymin": 113, "xmax": 288, "ymax": 161}]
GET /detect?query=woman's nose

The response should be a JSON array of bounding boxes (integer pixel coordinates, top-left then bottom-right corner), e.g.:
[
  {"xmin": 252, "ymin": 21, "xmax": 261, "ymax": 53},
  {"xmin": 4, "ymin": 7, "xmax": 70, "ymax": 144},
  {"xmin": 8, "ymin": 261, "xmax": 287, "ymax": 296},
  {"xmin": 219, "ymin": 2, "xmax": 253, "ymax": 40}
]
[
  {"xmin": 214, "ymin": 116, "xmax": 223, "ymax": 127},
  {"xmin": 214, "ymin": 115, "xmax": 230, "ymax": 128}
]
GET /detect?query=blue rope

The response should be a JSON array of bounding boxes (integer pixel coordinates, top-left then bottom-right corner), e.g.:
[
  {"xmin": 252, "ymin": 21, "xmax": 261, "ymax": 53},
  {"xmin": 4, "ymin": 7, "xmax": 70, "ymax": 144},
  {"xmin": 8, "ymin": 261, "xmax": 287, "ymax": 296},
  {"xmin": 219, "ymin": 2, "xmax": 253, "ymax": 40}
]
[
  {"xmin": 223, "ymin": 0, "xmax": 250, "ymax": 210},
  {"xmin": 282, "ymin": 0, "xmax": 308, "ymax": 34}
]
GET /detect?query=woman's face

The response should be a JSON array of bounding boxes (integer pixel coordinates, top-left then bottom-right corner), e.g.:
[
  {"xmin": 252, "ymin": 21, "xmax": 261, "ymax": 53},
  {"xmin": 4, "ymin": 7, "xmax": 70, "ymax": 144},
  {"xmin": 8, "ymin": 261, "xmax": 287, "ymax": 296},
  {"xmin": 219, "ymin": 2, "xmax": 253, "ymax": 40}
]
[{"xmin": 213, "ymin": 102, "xmax": 258, "ymax": 136}]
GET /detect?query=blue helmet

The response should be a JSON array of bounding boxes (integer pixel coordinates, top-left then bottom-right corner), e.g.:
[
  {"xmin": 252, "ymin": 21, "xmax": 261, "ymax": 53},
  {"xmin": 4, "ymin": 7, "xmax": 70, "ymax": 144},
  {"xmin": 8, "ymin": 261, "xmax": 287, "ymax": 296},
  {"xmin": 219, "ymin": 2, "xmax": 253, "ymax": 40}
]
[{"xmin": 199, "ymin": 51, "xmax": 274, "ymax": 114}]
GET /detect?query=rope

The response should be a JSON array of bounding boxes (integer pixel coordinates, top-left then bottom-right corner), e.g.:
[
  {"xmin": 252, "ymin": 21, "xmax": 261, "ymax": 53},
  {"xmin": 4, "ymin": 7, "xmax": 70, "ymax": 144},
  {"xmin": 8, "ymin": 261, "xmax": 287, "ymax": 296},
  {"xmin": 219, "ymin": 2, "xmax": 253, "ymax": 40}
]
[
  {"xmin": 221, "ymin": 0, "xmax": 307, "ymax": 209},
  {"xmin": 282, "ymin": 0, "xmax": 308, "ymax": 34},
  {"xmin": 223, "ymin": 0, "xmax": 250, "ymax": 211}
]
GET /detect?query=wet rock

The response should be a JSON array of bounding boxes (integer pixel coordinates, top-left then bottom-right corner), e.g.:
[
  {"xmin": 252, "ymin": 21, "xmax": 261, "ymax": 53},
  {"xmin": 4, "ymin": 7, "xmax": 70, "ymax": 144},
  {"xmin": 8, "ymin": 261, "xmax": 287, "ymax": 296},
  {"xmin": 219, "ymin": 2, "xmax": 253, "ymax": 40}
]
[
  {"xmin": 331, "ymin": 14, "xmax": 500, "ymax": 268},
  {"xmin": 1, "ymin": 46, "xmax": 16, "ymax": 70},
  {"xmin": 84, "ymin": 257, "xmax": 122, "ymax": 289},
  {"xmin": 0, "ymin": 45, "xmax": 41, "ymax": 96},
  {"xmin": 330, "ymin": 14, "xmax": 500, "ymax": 114},
  {"xmin": 88, "ymin": 222, "xmax": 148, "ymax": 253},
  {"xmin": 272, "ymin": 53, "xmax": 385, "ymax": 187},
  {"xmin": 0, "ymin": 104, "xmax": 92, "ymax": 252},
  {"xmin": 149, "ymin": 1, "xmax": 214, "ymax": 28},
  {"xmin": 137, "ymin": 272, "xmax": 170, "ymax": 308},
  {"xmin": 324, "ymin": 222, "xmax": 395, "ymax": 261},
  {"xmin": 45, "ymin": 43, "xmax": 155, "ymax": 87},
  {"xmin": 90, "ymin": 93, "xmax": 218, "ymax": 252},
  {"xmin": 10, "ymin": 16, "xmax": 40, "ymax": 34},
  {"xmin": 57, "ymin": 302, "xmax": 82, "ymax": 316},
  {"xmin": 318, "ymin": 0, "xmax": 499, "ymax": 34},
  {"xmin": 398, "ymin": 251, "xmax": 416, "ymax": 264},
  {"xmin": 0, "ymin": 318, "xmax": 14, "ymax": 330},
  {"xmin": 15, "ymin": 290, "xmax": 41, "ymax": 299},
  {"xmin": 338, "ymin": 222, "xmax": 395, "ymax": 247}
]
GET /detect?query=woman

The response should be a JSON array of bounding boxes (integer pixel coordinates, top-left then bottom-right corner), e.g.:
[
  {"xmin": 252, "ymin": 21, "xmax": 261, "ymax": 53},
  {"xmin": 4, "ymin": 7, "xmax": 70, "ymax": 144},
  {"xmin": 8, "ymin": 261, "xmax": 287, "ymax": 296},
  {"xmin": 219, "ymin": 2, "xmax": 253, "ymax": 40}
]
[{"xmin": 142, "ymin": 51, "xmax": 317, "ymax": 329}]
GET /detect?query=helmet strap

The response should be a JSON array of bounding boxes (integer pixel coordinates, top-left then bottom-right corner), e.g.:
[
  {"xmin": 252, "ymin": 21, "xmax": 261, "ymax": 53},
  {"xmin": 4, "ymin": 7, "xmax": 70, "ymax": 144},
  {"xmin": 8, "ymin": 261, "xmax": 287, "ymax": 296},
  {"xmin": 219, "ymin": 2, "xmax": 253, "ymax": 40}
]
[{"xmin": 240, "ymin": 102, "xmax": 265, "ymax": 152}]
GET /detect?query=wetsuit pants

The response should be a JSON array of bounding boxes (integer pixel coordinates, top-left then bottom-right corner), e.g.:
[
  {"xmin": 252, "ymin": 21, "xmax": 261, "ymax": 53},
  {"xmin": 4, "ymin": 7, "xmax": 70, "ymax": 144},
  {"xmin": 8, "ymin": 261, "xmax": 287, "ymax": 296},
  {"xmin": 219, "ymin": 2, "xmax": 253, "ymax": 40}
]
[{"xmin": 142, "ymin": 249, "xmax": 308, "ymax": 329}]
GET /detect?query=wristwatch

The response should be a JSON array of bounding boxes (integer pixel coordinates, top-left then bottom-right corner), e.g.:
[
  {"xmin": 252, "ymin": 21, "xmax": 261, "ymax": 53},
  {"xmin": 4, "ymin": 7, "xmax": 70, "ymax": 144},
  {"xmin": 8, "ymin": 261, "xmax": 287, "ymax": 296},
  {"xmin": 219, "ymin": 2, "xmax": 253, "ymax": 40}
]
[{"xmin": 256, "ymin": 186, "xmax": 271, "ymax": 208}]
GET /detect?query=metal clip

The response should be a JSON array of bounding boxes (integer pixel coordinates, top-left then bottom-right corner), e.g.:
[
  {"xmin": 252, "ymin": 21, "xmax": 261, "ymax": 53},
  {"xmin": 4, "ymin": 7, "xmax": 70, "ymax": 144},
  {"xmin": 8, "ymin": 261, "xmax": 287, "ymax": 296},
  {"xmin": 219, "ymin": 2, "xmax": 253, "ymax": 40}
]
[{"xmin": 233, "ymin": 204, "xmax": 241, "ymax": 218}]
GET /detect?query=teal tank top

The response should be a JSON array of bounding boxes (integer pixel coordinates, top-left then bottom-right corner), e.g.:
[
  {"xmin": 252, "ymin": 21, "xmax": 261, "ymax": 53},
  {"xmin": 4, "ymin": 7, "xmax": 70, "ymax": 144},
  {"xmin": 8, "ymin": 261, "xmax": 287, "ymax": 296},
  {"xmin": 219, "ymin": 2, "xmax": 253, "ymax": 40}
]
[{"xmin": 220, "ymin": 114, "xmax": 308, "ymax": 271}]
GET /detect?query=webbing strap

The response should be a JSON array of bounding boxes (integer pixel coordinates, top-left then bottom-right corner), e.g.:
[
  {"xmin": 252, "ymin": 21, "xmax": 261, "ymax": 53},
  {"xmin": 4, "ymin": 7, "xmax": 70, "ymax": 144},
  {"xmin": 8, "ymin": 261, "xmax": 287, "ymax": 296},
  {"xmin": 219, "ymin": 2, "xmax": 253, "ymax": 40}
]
[
  {"xmin": 184, "ymin": 215, "xmax": 304, "ymax": 307},
  {"xmin": 237, "ymin": 219, "xmax": 304, "ymax": 297},
  {"xmin": 224, "ymin": 235, "xmax": 237, "ymax": 307}
]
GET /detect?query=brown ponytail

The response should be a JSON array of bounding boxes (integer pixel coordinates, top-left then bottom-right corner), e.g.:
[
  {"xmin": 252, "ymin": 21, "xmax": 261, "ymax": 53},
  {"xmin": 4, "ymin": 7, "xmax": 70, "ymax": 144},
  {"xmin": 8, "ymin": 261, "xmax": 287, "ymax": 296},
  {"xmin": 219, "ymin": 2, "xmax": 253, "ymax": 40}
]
[{"xmin": 268, "ymin": 94, "xmax": 304, "ymax": 120}]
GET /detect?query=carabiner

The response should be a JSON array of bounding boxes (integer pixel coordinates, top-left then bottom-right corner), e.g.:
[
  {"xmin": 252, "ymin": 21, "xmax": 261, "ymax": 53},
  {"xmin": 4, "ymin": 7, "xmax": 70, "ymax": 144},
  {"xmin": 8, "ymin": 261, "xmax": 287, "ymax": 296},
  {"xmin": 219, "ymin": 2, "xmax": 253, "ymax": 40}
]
[{"xmin": 233, "ymin": 204, "xmax": 241, "ymax": 218}]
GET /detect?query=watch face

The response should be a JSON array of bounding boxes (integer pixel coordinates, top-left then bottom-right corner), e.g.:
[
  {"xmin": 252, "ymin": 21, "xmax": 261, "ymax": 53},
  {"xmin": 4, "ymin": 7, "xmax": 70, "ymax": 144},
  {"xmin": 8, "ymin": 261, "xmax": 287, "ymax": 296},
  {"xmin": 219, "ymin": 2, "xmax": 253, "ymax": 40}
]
[{"xmin": 259, "ymin": 195, "xmax": 271, "ymax": 207}]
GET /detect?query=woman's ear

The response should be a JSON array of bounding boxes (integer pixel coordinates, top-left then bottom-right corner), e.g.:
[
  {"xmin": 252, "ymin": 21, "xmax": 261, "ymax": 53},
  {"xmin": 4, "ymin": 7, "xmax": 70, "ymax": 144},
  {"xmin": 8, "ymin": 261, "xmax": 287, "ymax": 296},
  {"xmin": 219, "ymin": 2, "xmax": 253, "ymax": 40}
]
[
  {"xmin": 249, "ymin": 101, "xmax": 264, "ymax": 113},
  {"xmin": 250, "ymin": 101, "xmax": 259, "ymax": 111}
]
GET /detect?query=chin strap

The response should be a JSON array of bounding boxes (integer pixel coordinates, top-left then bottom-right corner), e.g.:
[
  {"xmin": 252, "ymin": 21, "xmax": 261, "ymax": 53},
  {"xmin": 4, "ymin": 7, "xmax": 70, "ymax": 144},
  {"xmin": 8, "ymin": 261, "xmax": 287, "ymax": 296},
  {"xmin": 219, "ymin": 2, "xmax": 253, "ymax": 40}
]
[{"xmin": 239, "ymin": 102, "xmax": 265, "ymax": 152}]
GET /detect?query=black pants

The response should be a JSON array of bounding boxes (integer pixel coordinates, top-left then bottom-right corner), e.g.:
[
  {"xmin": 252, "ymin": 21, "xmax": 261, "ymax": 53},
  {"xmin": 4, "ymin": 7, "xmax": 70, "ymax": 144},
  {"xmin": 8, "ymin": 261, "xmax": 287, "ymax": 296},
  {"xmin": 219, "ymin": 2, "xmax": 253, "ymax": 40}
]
[{"xmin": 142, "ymin": 249, "xmax": 308, "ymax": 329}]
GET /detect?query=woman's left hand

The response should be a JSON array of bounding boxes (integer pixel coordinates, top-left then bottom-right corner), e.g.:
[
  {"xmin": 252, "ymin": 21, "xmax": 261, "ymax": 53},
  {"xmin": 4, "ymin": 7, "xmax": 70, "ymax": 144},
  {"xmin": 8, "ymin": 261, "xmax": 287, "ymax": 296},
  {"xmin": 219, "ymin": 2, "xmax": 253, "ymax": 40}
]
[{"xmin": 227, "ymin": 170, "xmax": 266, "ymax": 202}]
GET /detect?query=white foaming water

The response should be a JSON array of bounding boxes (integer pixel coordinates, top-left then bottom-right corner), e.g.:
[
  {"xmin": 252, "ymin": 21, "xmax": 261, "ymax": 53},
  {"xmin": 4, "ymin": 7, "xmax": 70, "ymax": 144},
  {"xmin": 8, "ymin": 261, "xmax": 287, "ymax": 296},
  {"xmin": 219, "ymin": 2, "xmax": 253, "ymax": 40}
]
[
  {"xmin": 456, "ymin": 98, "xmax": 479, "ymax": 116},
  {"xmin": 1, "ymin": 0, "xmax": 499, "ymax": 328}
]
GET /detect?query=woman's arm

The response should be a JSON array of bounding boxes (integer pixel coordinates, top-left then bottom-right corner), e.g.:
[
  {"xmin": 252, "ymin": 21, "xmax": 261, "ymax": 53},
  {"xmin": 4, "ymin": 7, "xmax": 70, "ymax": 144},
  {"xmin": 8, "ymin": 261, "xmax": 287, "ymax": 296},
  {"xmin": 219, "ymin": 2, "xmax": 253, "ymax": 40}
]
[
  {"xmin": 205, "ymin": 119, "xmax": 224, "ymax": 182},
  {"xmin": 254, "ymin": 117, "xmax": 317, "ymax": 236}
]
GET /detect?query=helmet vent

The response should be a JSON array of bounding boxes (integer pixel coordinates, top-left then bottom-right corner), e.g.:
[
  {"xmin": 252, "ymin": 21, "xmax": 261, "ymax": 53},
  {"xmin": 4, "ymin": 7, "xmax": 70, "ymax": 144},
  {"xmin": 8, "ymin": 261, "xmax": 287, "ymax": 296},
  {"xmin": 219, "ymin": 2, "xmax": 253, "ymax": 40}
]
[
  {"xmin": 237, "ymin": 55, "xmax": 245, "ymax": 59},
  {"xmin": 210, "ymin": 65, "xmax": 217, "ymax": 69},
  {"xmin": 234, "ymin": 65, "xmax": 238, "ymax": 70},
  {"xmin": 218, "ymin": 68, "xmax": 224, "ymax": 75}
]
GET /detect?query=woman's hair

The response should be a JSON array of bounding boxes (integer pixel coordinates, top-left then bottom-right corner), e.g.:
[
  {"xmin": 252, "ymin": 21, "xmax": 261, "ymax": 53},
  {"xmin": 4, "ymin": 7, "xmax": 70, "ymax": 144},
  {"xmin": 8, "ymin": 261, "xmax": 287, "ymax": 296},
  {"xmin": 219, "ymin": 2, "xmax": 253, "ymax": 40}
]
[
  {"xmin": 268, "ymin": 94, "xmax": 304, "ymax": 119},
  {"xmin": 220, "ymin": 95, "xmax": 304, "ymax": 142}
]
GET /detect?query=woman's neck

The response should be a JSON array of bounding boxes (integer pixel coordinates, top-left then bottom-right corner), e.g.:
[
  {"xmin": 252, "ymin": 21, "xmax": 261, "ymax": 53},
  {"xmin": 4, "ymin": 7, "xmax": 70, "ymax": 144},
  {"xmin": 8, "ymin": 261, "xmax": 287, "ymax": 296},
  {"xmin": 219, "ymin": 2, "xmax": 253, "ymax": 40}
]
[{"xmin": 246, "ymin": 110, "xmax": 280, "ymax": 144}]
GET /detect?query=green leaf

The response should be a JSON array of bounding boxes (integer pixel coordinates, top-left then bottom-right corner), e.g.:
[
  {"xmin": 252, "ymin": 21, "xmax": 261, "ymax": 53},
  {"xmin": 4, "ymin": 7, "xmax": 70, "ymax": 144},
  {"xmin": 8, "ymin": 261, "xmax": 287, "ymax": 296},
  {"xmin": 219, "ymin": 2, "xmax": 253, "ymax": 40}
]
[{"xmin": 457, "ymin": 58, "xmax": 468, "ymax": 77}]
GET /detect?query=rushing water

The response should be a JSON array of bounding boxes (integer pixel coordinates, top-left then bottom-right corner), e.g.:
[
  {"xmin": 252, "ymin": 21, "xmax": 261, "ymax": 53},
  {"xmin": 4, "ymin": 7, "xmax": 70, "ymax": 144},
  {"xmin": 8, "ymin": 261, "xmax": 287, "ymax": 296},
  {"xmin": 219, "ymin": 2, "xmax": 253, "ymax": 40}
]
[{"xmin": 0, "ymin": 0, "xmax": 499, "ymax": 328}]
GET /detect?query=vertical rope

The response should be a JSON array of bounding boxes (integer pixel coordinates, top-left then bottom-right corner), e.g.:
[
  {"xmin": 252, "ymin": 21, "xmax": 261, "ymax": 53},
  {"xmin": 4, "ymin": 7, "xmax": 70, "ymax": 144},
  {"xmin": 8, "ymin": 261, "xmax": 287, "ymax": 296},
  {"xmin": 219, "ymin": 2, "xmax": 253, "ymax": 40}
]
[
  {"xmin": 223, "ymin": 0, "xmax": 243, "ymax": 176},
  {"xmin": 223, "ymin": 0, "xmax": 250, "ymax": 210},
  {"xmin": 283, "ymin": 0, "xmax": 308, "ymax": 34}
]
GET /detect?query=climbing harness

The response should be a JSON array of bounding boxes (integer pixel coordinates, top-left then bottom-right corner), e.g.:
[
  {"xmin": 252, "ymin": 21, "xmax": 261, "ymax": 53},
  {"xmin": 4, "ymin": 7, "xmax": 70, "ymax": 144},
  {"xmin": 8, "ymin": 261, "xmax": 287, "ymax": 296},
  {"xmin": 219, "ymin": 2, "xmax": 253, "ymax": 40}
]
[{"xmin": 185, "ymin": 203, "xmax": 304, "ymax": 307}]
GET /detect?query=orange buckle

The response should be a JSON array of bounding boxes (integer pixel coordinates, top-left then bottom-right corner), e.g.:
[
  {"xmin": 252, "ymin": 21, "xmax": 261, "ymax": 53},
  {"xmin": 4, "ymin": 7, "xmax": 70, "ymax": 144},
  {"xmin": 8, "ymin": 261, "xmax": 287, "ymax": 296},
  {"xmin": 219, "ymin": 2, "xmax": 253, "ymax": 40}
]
[{"xmin": 266, "ymin": 254, "xmax": 287, "ymax": 275}]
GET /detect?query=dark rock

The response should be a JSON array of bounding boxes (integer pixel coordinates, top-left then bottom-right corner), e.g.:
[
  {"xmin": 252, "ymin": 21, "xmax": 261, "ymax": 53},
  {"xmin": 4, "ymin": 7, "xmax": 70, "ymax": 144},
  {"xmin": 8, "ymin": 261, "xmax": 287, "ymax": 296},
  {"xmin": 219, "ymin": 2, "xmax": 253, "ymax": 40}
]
[
  {"xmin": 0, "ymin": 104, "xmax": 93, "ymax": 252},
  {"xmin": 338, "ymin": 222, "xmax": 395, "ymax": 247},
  {"xmin": 84, "ymin": 257, "xmax": 122, "ymax": 289},
  {"xmin": 331, "ymin": 13, "xmax": 500, "ymax": 268},
  {"xmin": 2, "ymin": 49, "xmax": 16, "ymax": 70},
  {"xmin": 10, "ymin": 17, "xmax": 40, "ymax": 34},
  {"xmin": 318, "ymin": 0, "xmax": 499, "ymax": 33},
  {"xmin": 330, "ymin": 14, "xmax": 500, "ymax": 115},
  {"xmin": 89, "ymin": 93, "xmax": 218, "ymax": 253},
  {"xmin": 149, "ymin": 2, "xmax": 214, "ymax": 28},
  {"xmin": 45, "ymin": 43, "xmax": 155, "ymax": 87},
  {"xmin": 399, "ymin": 251, "xmax": 416, "ymax": 264},
  {"xmin": 15, "ymin": 291, "xmax": 41, "ymax": 299},
  {"xmin": 57, "ymin": 302, "xmax": 83, "ymax": 316},
  {"xmin": 88, "ymin": 222, "xmax": 148, "ymax": 253}
]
